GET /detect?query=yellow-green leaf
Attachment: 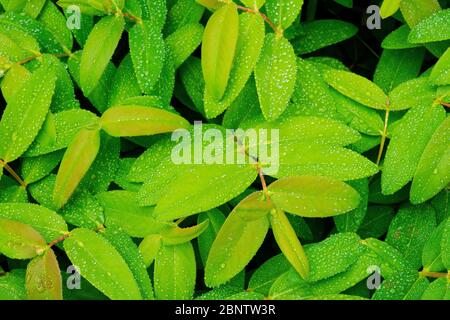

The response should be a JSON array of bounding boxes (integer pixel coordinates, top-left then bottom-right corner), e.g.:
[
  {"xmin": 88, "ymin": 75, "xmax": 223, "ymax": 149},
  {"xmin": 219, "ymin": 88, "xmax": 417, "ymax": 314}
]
[
  {"xmin": 53, "ymin": 128, "xmax": 101, "ymax": 209},
  {"xmin": 270, "ymin": 209, "xmax": 309, "ymax": 279},
  {"xmin": 268, "ymin": 176, "xmax": 360, "ymax": 217},
  {"xmin": 201, "ymin": 3, "xmax": 239, "ymax": 101},
  {"xmin": 80, "ymin": 15, "xmax": 124, "ymax": 95},
  {"xmin": 0, "ymin": 218, "xmax": 46, "ymax": 259},
  {"xmin": 63, "ymin": 228, "xmax": 142, "ymax": 300},
  {"xmin": 380, "ymin": 0, "xmax": 400, "ymax": 19},
  {"xmin": 100, "ymin": 105, "xmax": 190, "ymax": 137},
  {"xmin": 26, "ymin": 249, "xmax": 62, "ymax": 300}
]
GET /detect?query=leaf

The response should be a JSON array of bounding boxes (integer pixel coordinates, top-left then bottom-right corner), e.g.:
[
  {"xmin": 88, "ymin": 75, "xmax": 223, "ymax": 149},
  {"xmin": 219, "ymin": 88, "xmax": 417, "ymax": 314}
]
[
  {"xmin": 154, "ymin": 164, "xmax": 258, "ymax": 221},
  {"xmin": 101, "ymin": 227, "xmax": 154, "ymax": 300},
  {"xmin": 358, "ymin": 205, "xmax": 395, "ymax": 239},
  {"xmin": 374, "ymin": 48, "xmax": 425, "ymax": 93},
  {"xmin": 205, "ymin": 195, "xmax": 270, "ymax": 287},
  {"xmin": 421, "ymin": 277, "xmax": 450, "ymax": 300},
  {"xmin": 268, "ymin": 176, "xmax": 360, "ymax": 218},
  {"xmin": 410, "ymin": 117, "xmax": 450, "ymax": 204},
  {"xmin": 0, "ymin": 218, "xmax": 46, "ymax": 259},
  {"xmin": 372, "ymin": 270, "xmax": 429, "ymax": 300},
  {"xmin": 139, "ymin": 0, "xmax": 166, "ymax": 31},
  {"xmin": 0, "ymin": 61, "xmax": 56, "ymax": 163},
  {"xmin": 0, "ymin": 203, "xmax": 68, "ymax": 242},
  {"xmin": 291, "ymin": 20, "xmax": 357, "ymax": 55},
  {"xmin": 304, "ymin": 232, "xmax": 366, "ymax": 282},
  {"xmin": 108, "ymin": 54, "xmax": 141, "ymax": 107},
  {"xmin": 422, "ymin": 221, "xmax": 446, "ymax": 272},
  {"xmin": 25, "ymin": 109, "xmax": 100, "ymax": 157},
  {"xmin": 255, "ymin": 33, "xmax": 297, "ymax": 120},
  {"xmin": 201, "ymin": 3, "xmax": 239, "ymax": 101},
  {"xmin": 380, "ymin": 0, "xmax": 400, "ymax": 19},
  {"xmin": 382, "ymin": 103, "xmax": 445, "ymax": 195},
  {"xmin": 161, "ymin": 220, "xmax": 209, "ymax": 245},
  {"xmin": 265, "ymin": 0, "xmax": 303, "ymax": 30},
  {"xmin": 442, "ymin": 218, "xmax": 450, "ymax": 270},
  {"xmin": 0, "ymin": 269, "xmax": 26, "ymax": 300},
  {"xmin": 388, "ymin": 77, "xmax": 437, "ymax": 110},
  {"xmin": 37, "ymin": 1, "xmax": 73, "ymax": 51},
  {"xmin": 154, "ymin": 242, "xmax": 196, "ymax": 300},
  {"xmin": 80, "ymin": 15, "xmax": 124, "ymax": 95},
  {"xmin": 408, "ymin": 9, "xmax": 450, "ymax": 43},
  {"xmin": 63, "ymin": 228, "xmax": 142, "ymax": 300},
  {"xmin": 165, "ymin": 23, "xmax": 204, "ymax": 70},
  {"xmin": 139, "ymin": 234, "xmax": 162, "ymax": 267},
  {"xmin": 197, "ymin": 209, "xmax": 226, "ymax": 266},
  {"xmin": 247, "ymin": 254, "xmax": 290, "ymax": 295},
  {"xmin": 381, "ymin": 25, "xmax": 420, "ymax": 50},
  {"xmin": 21, "ymin": 150, "xmax": 64, "ymax": 185},
  {"xmin": 164, "ymin": 0, "xmax": 204, "ymax": 36},
  {"xmin": 323, "ymin": 69, "xmax": 388, "ymax": 110},
  {"xmin": 429, "ymin": 47, "xmax": 450, "ymax": 86},
  {"xmin": 96, "ymin": 190, "xmax": 171, "ymax": 238},
  {"xmin": 204, "ymin": 12, "xmax": 265, "ymax": 118},
  {"xmin": 129, "ymin": 20, "xmax": 164, "ymax": 94},
  {"xmin": 334, "ymin": 179, "xmax": 369, "ymax": 233},
  {"xmin": 386, "ymin": 204, "xmax": 436, "ymax": 269},
  {"xmin": 53, "ymin": 127, "xmax": 101, "ymax": 209},
  {"xmin": 270, "ymin": 209, "xmax": 309, "ymax": 279},
  {"xmin": 25, "ymin": 249, "xmax": 62, "ymax": 300},
  {"xmin": 100, "ymin": 105, "xmax": 190, "ymax": 137}
]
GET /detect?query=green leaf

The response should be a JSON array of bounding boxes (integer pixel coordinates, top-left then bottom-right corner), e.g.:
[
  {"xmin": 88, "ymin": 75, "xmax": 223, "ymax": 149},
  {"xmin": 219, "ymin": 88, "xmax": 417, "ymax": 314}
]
[
  {"xmin": 139, "ymin": 0, "xmax": 166, "ymax": 31},
  {"xmin": 265, "ymin": 0, "xmax": 303, "ymax": 30},
  {"xmin": 129, "ymin": 20, "xmax": 164, "ymax": 94},
  {"xmin": 442, "ymin": 218, "xmax": 450, "ymax": 269},
  {"xmin": 100, "ymin": 105, "xmax": 190, "ymax": 137},
  {"xmin": 201, "ymin": 3, "xmax": 239, "ymax": 101},
  {"xmin": 154, "ymin": 164, "xmax": 257, "ymax": 220},
  {"xmin": 421, "ymin": 277, "xmax": 450, "ymax": 300},
  {"xmin": 161, "ymin": 220, "xmax": 209, "ymax": 245},
  {"xmin": 422, "ymin": 221, "xmax": 446, "ymax": 272},
  {"xmin": 374, "ymin": 48, "xmax": 425, "ymax": 93},
  {"xmin": 386, "ymin": 204, "xmax": 436, "ymax": 269},
  {"xmin": 382, "ymin": 25, "xmax": 421, "ymax": 50},
  {"xmin": 429, "ymin": 47, "xmax": 450, "ymax": 86},
  {"xmin": 63, "ymin": 228, "xmax": 142, "ymax": 300},
  {"xmin": 164, "ymin": 0, "xmax": 204, "ymax": 36},
  {"xmin": 25, "ymin": 249, "xmax": 62, "ymax": 300},
  {"xmin": 388, "ymin": 77, "xmax": 437, "ymax": 110},
  {"xmin": 292, "ymin": 20, "xmax": 357, "ymax": 55},
  {"xmin": 21, "ymin": 150, "xmax": 64, "ymax": 185},
  {"xmin": 96, "ymin": 190, "xmax": 171, "ymax": 238},
  {"xmin": 323, "ymin": 69, "xmax": 388, "ymax": 110},
  {"xmin": 334, "ymin": 179, "xmax": 369, "ymax": 233},
  {"xmin": 108, "ymin": 55, "xmax": 141, "ymax": 107},
  {"xmin": 358, "ymin": 205, "xmax": 395, "ymax": 239},
  {"xmin": 0, "ymin": 269, "xmax": 26, "ymax": 300},
  {"xmin": 154, "ymin": 242, "xmax": 196, "ymax": 300},
  {"xmin": 0, "ymin": 61, "xmax": 56, "ymax": 163},
  {"xmin": 0, "ymin": 218, "xmax": 46, "ymax": 259},
  {"xmin": 53, "ymin": 127, "xmax": 100, "ymax": 209},
  {"xmin": 165, "ymin": 22, "xmax": 204, "ymax": 70},
  {"xmin": 255, "ymin": 34, "xmax": 297, "ymax": 120},
  {"xmin": 410, "ymin": 117, "xmax": 450, "ymax": 204},
  {"xmin": 372, "ymin": 270, "xmax": 429, "ymax": 300},
  {"xmin": 247, "ymin": 254, "xmax": 290, "ymax": 295},
  {"xmin": 268, "ymin": 176, "xmax": 360, "ymax": 218},
  {"xmin": 197, "ymin": 209, "xmax": 226, "ymax": 267},
  {"xmin": 0, "ymin": 203, "xmax": 68, "ymax": 242},
  {"xmin": 380, "ymin": 0, "xmax": 400, "ymax": 18},
  {"xmin": 204, "ymin": 12, "xmax": 265, "ymax": 118},
  {"xmin": 304, "ymin": 232, "xmax": 366, "ymax": 282},
  {"xmin": 270, "ymin": 209, "xmax": 309, "ymax": 279},
  {"xmin": 408, "ymin": 9, "xmax": 450, "ymax": 43},
  {"xmin": 37, "ymin": 1, "xmax": 73, "ymax": 51},
  {"xmin": 382, "ymin": 103, "xmax": 445, "ymax": 195},
  {"xmin": 205, "ymin": 194, "xmax": 270, "ymax": 287},
  {"xmin": 101, "ymin": 227, "xmax": 154, "ymax": 300},
  {"xmin": 80, "ymin": 15, "xmax": 124, "ymax": 95},
  {"xmin": 139, "ymin": 234, "xmax": 162, "ymax": 267}
]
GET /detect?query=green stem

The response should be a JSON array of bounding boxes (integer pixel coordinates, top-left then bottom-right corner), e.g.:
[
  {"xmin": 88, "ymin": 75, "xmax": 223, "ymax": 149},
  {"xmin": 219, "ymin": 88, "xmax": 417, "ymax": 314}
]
[
  {"xmin": 0, "ymin": 159, "xmax": 27, "ymax": 187},
  {"xmin": 376, "ymin": 99, "xmax": 390, "ymax": 166}
]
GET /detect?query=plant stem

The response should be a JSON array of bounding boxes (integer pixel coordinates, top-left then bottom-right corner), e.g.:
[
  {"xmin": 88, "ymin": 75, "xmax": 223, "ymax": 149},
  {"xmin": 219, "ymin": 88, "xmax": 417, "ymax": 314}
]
[
  {"xmin": 48, "ymin": 232, "xmax": 71, "ymax": 248},
  {"xmin": 376, "ymin": 99, "xmax": 390, "ymax": 166},
  {"xmin": 237, "ymin": 5, "xmax": 279, "ymax": 34},
  {"xmin": 420, "ymin": 270, "xmax": 449, "ymax": 279},
  {"xmin": 0, "ymin": 160, "xmax": 27, "ymax": 187},
  {"xmin": 440, "ymin": 101, "xmax": 450, "ymax": 108},
  {"xmin": 123, "ymin": 12, "xmax": 143, "ymax": 24}
]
